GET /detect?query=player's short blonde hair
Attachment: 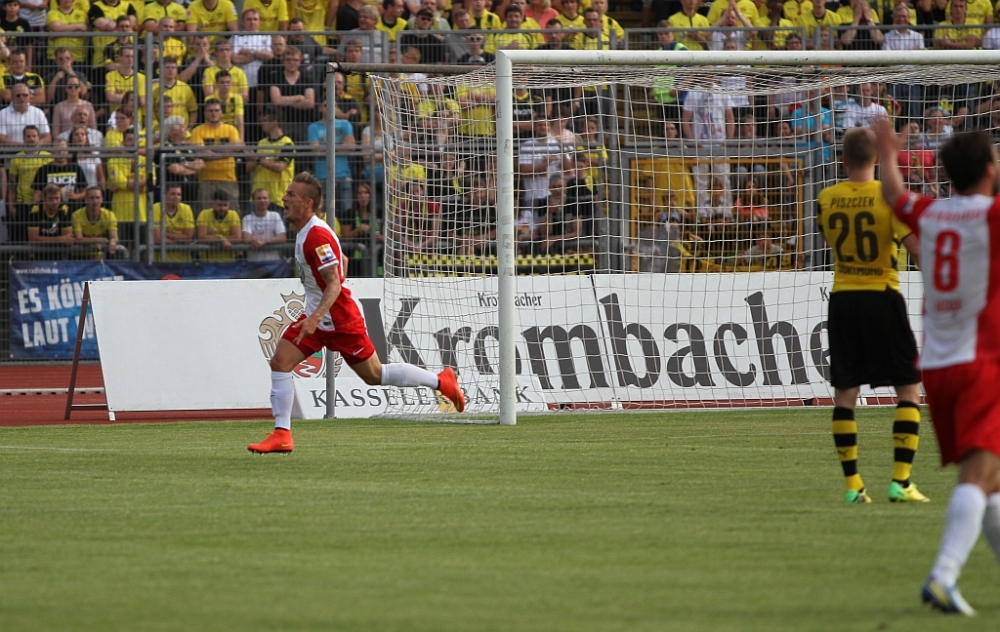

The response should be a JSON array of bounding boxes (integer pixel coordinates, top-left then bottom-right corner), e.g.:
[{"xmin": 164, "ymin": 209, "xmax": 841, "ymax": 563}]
[
  {"xmin": 293, "ymin": 172, "xmax": 324, "ymax": 213},
  {"xmin": 842, "ymin": 127, "xmax": 876, "ymax": 169}
]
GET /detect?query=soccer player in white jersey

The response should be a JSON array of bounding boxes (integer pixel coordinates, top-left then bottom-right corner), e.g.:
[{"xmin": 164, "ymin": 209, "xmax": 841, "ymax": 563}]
[
  {"xmin": 248, "ymin": 172, "xmax": 465, "ymax": 454},
  {"xmin": 875, "ymin": 118, "xmax": 1000, "ymax": 616}
]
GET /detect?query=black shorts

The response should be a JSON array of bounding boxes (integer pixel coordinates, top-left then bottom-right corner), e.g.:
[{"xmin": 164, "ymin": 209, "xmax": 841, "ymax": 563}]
[{"xmin": 827, "ymin": 289, "xmax": 920, "ymax": 389}]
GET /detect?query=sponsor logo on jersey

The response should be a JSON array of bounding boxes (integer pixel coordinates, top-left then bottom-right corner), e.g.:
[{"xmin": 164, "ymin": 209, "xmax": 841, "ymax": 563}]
[
  {"xmin": 900, "ymin": 194, "xmax": 915, "ymax": 216},
  {"xmin": 316, "ymin": 243, "xmax": 336, "ymax": 265}
]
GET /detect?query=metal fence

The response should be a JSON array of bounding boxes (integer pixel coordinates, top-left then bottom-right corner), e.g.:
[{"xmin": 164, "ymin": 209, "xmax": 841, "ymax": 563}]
[{"xmin": 1, "ymin": 22, "xmax": 997, "ymax": 360}]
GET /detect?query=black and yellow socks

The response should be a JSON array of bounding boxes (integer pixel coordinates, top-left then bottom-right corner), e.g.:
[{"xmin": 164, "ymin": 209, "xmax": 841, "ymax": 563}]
[
  {"xmin": 832, "ymin": 406, "xmax": 863, "ymax": 491},
  {"xmin": 892, "ymin": 401, "xmax": 921, "ymax": 487}
]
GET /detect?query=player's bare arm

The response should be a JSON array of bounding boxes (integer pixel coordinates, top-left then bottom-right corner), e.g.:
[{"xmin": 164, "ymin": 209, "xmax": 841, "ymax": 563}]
[
  {"xmin": 291, "ymin": 263, "xmax": 341, "ymax": 344},
  {"xmin": 222, "ymin": 223, "xmax": 240, "ymax": 248},
  {"xmin": 902, "ymin": 233, "xmax": 920, "ymax": 267},
  {"xmin": 872, "ymin": 115, "xmax": 908, "ymax": 209}
]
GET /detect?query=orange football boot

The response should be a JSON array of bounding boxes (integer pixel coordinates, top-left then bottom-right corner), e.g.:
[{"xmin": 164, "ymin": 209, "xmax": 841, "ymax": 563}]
[
  {"xmin": 248, "ymin": 428, "xmax": 294, "ymax": 454},
  {"xmin": 437, "ymin": 367, "xmax": 466, "ymax": 412}
]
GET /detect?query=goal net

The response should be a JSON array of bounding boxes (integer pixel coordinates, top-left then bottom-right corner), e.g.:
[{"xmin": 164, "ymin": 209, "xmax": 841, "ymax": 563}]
[{"xmin": 364, "ymin": 50, "xmax": 1000, "ymax": 421}]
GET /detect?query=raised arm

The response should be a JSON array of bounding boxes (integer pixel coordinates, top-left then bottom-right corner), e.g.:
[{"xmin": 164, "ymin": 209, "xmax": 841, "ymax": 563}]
[
  {"xmin": 871, "ymin": 115, "xmax": 908, "ymax": 210},
  {"xmin": 902, "ymin": 232, "xmax": 921, "ymax": 267}
]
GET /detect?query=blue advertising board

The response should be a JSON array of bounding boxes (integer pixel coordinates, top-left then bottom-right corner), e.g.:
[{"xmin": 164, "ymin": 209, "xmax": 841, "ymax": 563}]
[{"xmin": 9, "ymin": 260, "xmax": 293, "ymax": 360}]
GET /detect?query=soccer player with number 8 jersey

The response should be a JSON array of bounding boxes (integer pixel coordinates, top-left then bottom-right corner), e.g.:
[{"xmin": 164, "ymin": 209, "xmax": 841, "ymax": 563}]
[
  {"xmin": 875, "ymin": 118, "xmax": 1000, "ymax": 616},
  {"xmin": 817, "ymin": 127, "xmax": 927, "ymax": 505}
]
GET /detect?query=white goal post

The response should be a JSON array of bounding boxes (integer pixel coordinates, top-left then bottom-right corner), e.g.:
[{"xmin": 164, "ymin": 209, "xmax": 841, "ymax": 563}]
[{"xmin": 359, "ymin": 49, "xmax": 1000, "ymax": 425}]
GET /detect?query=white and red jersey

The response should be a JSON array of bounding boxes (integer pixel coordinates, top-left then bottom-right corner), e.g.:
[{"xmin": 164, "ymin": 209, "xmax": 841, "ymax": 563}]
[
  {"xmin": 295, "ymin": 215, "xmax": 366, "ymax": 334},
  {"xmin": 894, "ymin": 192, "xmax": 1000, "ymax": 369}
]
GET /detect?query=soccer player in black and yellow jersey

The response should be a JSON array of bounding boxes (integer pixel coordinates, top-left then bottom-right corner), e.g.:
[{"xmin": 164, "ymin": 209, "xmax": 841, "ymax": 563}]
[{"xmin": 817, "ymin": 127, "xmax": 929, "ymax": 504}]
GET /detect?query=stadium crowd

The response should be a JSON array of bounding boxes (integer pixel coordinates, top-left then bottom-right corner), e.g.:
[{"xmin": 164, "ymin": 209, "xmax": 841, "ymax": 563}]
[{"xmin": 0, "ymin": 0, "xmax": 993, "ymax": 272}]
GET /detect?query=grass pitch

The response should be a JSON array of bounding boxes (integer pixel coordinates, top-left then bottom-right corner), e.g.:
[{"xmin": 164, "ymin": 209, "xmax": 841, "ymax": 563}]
[{"xmin": 1, "ymin": 409, "xmax": 998, "ymax": 631}]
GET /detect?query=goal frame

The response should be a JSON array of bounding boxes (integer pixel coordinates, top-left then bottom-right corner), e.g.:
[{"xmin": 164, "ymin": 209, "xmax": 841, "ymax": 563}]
[{"xmin": 493, "ymin": 49, "xmax": 1000, "ymax": 426}]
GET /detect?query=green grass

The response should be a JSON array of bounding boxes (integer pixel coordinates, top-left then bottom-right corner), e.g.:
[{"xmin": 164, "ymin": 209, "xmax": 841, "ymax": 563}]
[{"xmin": 1, "ymin": 410, "xmax": 997, "ymax": 631}]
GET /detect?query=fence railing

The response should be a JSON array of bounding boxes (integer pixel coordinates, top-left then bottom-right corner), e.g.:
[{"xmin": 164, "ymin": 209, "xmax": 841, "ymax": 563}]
[
  {"xmin": 0, "ymin": 26, "xmax": 988, "ymax": 262},
  {"xmin": 0, "ymin": 24, "xmax": 993, "ymax": 360}
]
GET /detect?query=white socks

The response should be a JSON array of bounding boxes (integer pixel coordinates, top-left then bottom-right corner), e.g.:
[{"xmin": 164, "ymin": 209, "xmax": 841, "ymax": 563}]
[
  {"xmin": 932, "ymin": 483, "xmax": 988, "ymax": 587},
  {"xmin": 982, "ymin": 493, "xmax": 1000, "ymax": 566},
  {"xmin": 270, "ymin": 365, "xmax": 439, "ymax": 432},
  {"xmin": 380, "ymin": 363, "xmax": 440, "ymax": 389},
  {"xmin": 270, "ymin": 371, "xmax": 294, "ymax": 430}
]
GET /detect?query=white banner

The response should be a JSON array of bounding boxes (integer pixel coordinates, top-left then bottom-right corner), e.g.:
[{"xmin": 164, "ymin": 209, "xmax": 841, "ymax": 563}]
[
  {"xmin": 90, "ymin": 274, "xmax": 924, "ymax": 416},
  {"xmin": 376, "ymin": 273, "xmax": 923, "ymax": 409},
  {"xmin": 90, "ymin": 279, "xmax": 294, "ymax": 413},
  {"xmin": 292, "ymin": 277, "xmax": 549, "ymax": 419}
]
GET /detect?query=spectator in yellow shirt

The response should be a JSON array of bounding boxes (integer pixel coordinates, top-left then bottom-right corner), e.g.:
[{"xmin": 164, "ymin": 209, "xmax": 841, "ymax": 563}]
[
  {"xmin": 196, "ymin": 189, "xmax": 242, "ymax": 262},
  {"xmin": 755, "ymin": 0, "xmax": 798, "ymax": 49},
  {"xmin": 186, "ymin": 0, "xmax": 238, "ymax": 43},
  {"xmin": 840, "ymin": 0, "xmax": 883, "ymax": 49},
  {"xmin": 668, "ymin": 0, "xmax": 711, "ymax": 50},
  {"xmin": 46, "ymin": 0, "xmax": 89, "ymax": 62},
  {"xmin": 152, "ymin": 184, "xmax": 196, "ymax": 262},
  {"xmin": 72, "ymin": 187, "xmax": 122, "ymax": 259},
  {"xmin": 107, "ymin": 128, "xmax": 148, "ymax": 244},
  {"xmin": 469, "ymin": 0, "xmax": 503, "ymax": 30},
  {"xmin": 507, "ymin": 0, "xmax": 546, "ymax": 47},
  {"xmin": 571, "ymin": 7, "xmax": 613, "ymax": 48},
  {"xmin": 456, "ymin": 83, "xmax": 495, "ymax": 137},
  {"xmin": 934, "ymin": 0, "xmax": 982, "ymax": 49},
  {"xmin": 706, "ymin": 0, "xmax": 759, "ymax": 24},
  {"xmin": 590, "ymin": 0, "xmax": 625, "ymax": 43},
  {"xmin": 248, "ymin": 107, "xmax": 295, "ymax": 213},
  {"xmin": 242, "ymin": 0, "xmax": 290, "ymax": 31},
  {"xmin": 203, "ymin": 39, "xmax": 250, "ymax": 102},
  {"xmin": 189, "ymin": 99, "xmax": 243, "ymax": 211},
  {"xmin": 99, "ymin": 16, "xmax": 135, "ymax": 72},
  {"xmin": 376, "ymin": 0, "xmax": 408, "ymax": 42},
  {"xmin": 289, "ymin": 0, "xmax": 336, "ymax": 45},
  {"xmin": 796, "ymin": 0, "xmax": 844, "ymax": 39},
  {"xmin": 946, "ymin": 0, "xmax": 992, "ymax": 25},
  {"xmin": 488, "ymin": 5, "xmax": 537, "ymax": 52},
  {"xmin": 142, "ymin": 0, "xmax": 189, "ymax": 33},
  {"xmin": 6, "ymin": 125, "xmax": 51, "ymax": 241},
  {"xmin": 105, "ymin": 46, "xmax": 146, "ymax": 116},
  {"xmin": 204, "ymin": 70, "xmax": 245, "ymax": 141},
  {"xmin": 89, "ymin": 0, "xmax": 138, "ymax": 67},
  {"xmin": 152, "ymin": 56, "xmax": 198, "ymax": 126},
  {"xmin": 556, "ymin": 0, "xmax": 585, "ymax": 28},
  {"xmin": 157, "ymin": 18, "xmax": 188, "ymax": 66}
]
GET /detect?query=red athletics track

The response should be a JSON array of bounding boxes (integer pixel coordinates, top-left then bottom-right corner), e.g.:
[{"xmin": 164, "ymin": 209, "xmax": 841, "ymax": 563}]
[{"xmin": 0, "ymin": 364, "xmax": 270, "ymax": 427}]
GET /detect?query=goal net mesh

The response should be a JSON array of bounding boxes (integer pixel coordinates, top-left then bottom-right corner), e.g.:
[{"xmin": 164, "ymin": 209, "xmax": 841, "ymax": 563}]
[{"xmin": 366, "ymin": 60, "xmax": 999, "ymax": 417}]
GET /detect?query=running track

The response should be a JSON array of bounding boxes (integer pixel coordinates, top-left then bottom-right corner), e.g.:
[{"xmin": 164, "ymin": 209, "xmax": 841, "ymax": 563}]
[{"xmin": 0, "ymin": 364, "xmax": 270, "ymax": 427}]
